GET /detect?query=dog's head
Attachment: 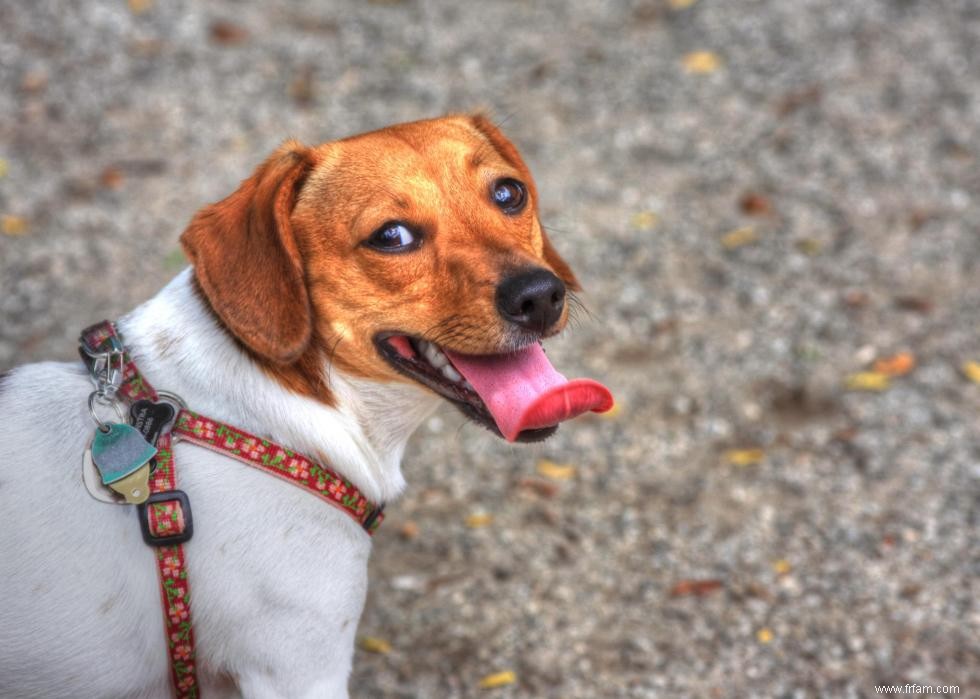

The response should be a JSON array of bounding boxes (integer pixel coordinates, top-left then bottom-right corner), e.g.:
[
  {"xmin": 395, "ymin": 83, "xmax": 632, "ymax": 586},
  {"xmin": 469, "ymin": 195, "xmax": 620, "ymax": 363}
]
[{"xmin": 181, "ymin": 115, "xmax": 612, "ymax": 442}]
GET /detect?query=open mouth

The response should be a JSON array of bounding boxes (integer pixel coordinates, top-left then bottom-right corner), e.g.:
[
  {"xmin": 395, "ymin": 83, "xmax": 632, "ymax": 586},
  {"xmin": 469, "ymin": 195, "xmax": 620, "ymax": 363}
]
[{"xmin": 375, "ymin": 333, "xmax": 614, "ymax": 442}]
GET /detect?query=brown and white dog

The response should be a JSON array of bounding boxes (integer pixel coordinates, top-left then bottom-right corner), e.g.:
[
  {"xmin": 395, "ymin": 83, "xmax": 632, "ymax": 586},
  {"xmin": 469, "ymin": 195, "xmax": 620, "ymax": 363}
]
[{"xmin": 0, "ymin": 115, "xmax": 611, "ymax": 698}]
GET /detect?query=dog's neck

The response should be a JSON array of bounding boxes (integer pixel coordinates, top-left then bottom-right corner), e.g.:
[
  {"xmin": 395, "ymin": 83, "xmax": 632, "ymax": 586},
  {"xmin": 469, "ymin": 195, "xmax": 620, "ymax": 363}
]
[{"xmin": 118, "ymin": 268, "xmax": 440, "ymax": 504}]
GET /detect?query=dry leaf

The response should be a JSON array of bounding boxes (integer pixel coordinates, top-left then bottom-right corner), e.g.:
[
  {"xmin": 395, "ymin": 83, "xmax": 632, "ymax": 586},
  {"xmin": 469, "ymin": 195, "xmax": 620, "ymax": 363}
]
[
  {"xmin": 630, "ymin": 211, "xmax": 658, "ymax": 231},
  {"xmin": 2, "ymin": 215, "xmax": 28, "ymax": 236},
  {"xmin": 873, "ymin": 352, "xmax": 915, "ymax": 377},
  {"xmin": 0, "ymin": 159, "xmax": 7, "ymax": 178},
  {"xmin": 210, "ymin": 20, "xmax": 249, "ymax": 44},
  {"xmin": 465, "ymin": 513, "xmax": 493, "ymax": 528},
  {"xmin": 845, "ymin": 372, "xmax": 890, "ymax": 392},
  {"xmin": 399, "ymin": 521, "xmax": 419, "ymax": 540},
  {"xmin": 795, "ymin": 238, "xmax": 822, "ymax": 255},
  {"xmin": 358, "ymin": 636, "xmax": 391, "ymax": 654},
  {"xmin": 669, "ymin": 579, "xmax": 723, "ymax": 597},
  {"xmin": 962, "ymin": 361, "xmax": 980, "ymax": 384},
  {"xmin": 478, "ymin": 671, "xmax": 517, "ymax": 689},
  {"xmin": 669, "ymin": 0, "xmax": 698, "ymax": 9},
  {"xmin": 683, "ymin": 51, "xmax": 721, "ymax": 74},
  {"xmin": 127, "ymin": 0, "xmax": 153, "ymax": 14},
  {"xmin": 99, "ymin": 167, "xmax": 124, "ymax": 190},
  {"xmin": 537, "ymin": 460, "xmax": 576, "ymax": 480},
  {"xmin": 725, "ymin": 449, "xmax": 764, "ymax": 466},
  {"xmin": 739, "ymin": 192, "xmax": 772, "ymax": 216},
  {"xmin": 756, "ymin": 628, "xmax": 774, "ymax": 644},
  {"xmin": 894, "ymin": 295, "xmax": 933, "ymax": 314},
  {"xmin": 721, "ymin": 226, "xmax": 758, "ymax": 249},
  {"xmin": 772, "ymin": 559, "xmax": 792, "ymax": 575}
]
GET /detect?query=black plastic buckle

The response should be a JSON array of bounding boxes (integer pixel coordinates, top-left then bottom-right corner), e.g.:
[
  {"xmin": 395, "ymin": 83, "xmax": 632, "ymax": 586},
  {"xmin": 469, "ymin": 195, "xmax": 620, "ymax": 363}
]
[
  {"xmin": 137, "ymin": 490, "xmax": 194, "ymax": 546},
  {"xmin": 362, "ymin": 503, "xmax": 385, "ymax": 532}
]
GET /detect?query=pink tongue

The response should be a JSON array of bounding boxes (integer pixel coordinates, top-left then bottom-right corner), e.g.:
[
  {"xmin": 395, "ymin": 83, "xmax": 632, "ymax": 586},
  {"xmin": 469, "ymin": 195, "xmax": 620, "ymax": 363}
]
[{"xmin": 444, "ymin": 344, "xmax": 614, "ymax": 442}]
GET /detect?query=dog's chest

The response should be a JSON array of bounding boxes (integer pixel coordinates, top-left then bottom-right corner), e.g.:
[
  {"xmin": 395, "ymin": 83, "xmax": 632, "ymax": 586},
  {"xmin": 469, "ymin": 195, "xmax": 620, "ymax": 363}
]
[{"xmin": 173, "ymin": 443, "xmax": 373, "ymax": 666}]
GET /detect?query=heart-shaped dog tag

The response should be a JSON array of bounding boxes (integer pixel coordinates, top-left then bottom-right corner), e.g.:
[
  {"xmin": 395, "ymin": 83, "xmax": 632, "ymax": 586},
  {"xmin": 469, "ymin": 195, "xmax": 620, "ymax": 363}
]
[
  {"xmin": 129, "ymin": 398, "xmax": 177, "ymax": 473},
  {"xmin": 129, "ymin": 399, "xmax": 176, "ymax": 447}
]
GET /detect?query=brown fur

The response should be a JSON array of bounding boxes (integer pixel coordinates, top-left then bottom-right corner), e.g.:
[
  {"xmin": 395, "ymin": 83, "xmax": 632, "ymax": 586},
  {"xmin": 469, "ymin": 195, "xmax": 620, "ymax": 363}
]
[{"xmin": 180, "ymin": 114, "xmax": 578, "ymax": 403}]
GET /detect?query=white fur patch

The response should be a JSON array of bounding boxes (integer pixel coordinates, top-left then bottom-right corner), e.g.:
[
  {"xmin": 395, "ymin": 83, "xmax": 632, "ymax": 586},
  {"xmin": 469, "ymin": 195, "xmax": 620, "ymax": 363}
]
[{"xmin": 0, "ymin": 268, "xmax": 441, "ymax": 697}]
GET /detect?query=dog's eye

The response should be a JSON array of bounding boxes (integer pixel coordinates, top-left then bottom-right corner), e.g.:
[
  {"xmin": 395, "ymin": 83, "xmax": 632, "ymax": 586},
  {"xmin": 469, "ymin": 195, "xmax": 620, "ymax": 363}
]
[
  {"xmin": 366, "ymin": 222, "xmax": 420, "ymax": 252},
  {"xmin": 491, "ymin": 178, "xmax": 527, "ymax": 214}
]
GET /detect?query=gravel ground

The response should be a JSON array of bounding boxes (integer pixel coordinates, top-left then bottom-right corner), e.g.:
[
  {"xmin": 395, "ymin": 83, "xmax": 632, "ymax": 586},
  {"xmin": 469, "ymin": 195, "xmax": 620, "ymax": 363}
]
[{"xmin": 2, "ymin": 1, "xmax": 979, "ymax": 697}]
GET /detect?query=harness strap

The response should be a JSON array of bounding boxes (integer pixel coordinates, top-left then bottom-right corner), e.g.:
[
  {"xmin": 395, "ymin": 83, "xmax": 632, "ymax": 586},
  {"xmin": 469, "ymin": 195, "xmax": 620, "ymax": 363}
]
[
  {"xmin": 81, "ymin": 321, "xmax": 200, "ymax": 698},
  {"xmin": 146, "ymin": 431, "xmax": 199, "ymax": 697},
  {"xmin": 79, "ymin": 320, "xmax": 384, "ymax": 699},
  {"xmin": 172, "ymin": 409, "xmax": 384, "ymax": 531}
]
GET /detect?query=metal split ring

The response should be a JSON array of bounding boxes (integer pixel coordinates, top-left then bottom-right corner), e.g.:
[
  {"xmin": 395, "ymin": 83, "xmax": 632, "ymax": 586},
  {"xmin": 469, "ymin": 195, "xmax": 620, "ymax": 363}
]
[
  {"xmin": 155, "ymin": 390, "xmax": 187, "ymax": 410},
  {"xmin": 88, "ymin": 391, "xmax": 125, "ymax": 432}
]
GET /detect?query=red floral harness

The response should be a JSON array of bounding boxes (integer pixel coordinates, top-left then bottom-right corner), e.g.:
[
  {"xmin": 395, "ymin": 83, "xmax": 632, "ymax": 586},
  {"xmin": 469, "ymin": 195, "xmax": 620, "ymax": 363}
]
[{"xmin": 79, "ymin": 321, "xmax": 384, "ymax": 699}]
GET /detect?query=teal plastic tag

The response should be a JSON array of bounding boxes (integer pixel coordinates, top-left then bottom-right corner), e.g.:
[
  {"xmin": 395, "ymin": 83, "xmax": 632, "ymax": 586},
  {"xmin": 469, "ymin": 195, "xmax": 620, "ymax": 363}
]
[{"xmin": 91, "ymin": 423, "xmax": 158, "ymax": 485}]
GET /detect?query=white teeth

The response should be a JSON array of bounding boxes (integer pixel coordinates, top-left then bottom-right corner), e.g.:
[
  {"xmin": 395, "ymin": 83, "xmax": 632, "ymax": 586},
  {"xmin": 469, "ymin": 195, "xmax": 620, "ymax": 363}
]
[
  {"xmin": 440, "ymin": 364, "xmax": 462, "ymax": 383},
  {"xmin": 429, "ymin": 351, "xmax": 448, "ymax": 369},
  {"xmin": 416, "ymin": 339, "xmax": 465, "ymax": 385},
  {"xmin": 421, "ymin": 341, "xmax": 448, "ymax": 369}
]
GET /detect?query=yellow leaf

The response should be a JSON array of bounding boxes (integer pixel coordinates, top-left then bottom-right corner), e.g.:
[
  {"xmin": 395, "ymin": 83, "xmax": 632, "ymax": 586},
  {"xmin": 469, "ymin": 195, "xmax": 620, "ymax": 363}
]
[
  {"xmin": 2, "ymin": 215, "xmax": 28, "ymax": 236},
  {"xmin": 756, "ymin": 628, "xmax": 774, "ymax": 644},
  {"xmin": 795, "ymin": 238, "xmax": 822, "ymax": 255},
  {"xmin": 537, "ymin": 460, "xmax": 576, "ymax": 480},
  {"xmin": 669, "ymin": 0, "xmax": 698, "ymax": 8},
  {"xmin": 128, "ymin": 0, "xmax": 153, "ymax": 14},
  {"xmin": 773, "ymin": 559, "xmax": 792, "ymax": 575},
  {"xmin": 720, "ymin": 226, "xmax": 758, "ymax": 249},
  {"xmin": 845, "ymin": 372, "xmax": 890, "ymax": 392},
  {"xmin": 0, "ymin": 159, "xmax": 8, "ymax": 178},
  {"xmin": 465, "ymin": 513, "xmax": 493, "ymax": 528},
  {"xmin": 873, "ymin": 351, "xmax": 915, "ymax": 377},
  {"xmin": 358, "ymin": 636, "xmax": 391, "ymax": 654},
  {"xmin": 682, "ymin": 51, "xmax": 722, "ymax": 74},
  {"xmin": 961, "ymin": 361, "xmax": 980, "ymax": 384},
  {"xmin": 725, "ymin": 449, "xmax": 764, "ymax": 466},
  {"xmin": 630, "ymin": 211, "xmax": 658, "ymax": 231},
  {"xmin": 479, "ymin": 671, "xmax": 517, "ymax": 689}
]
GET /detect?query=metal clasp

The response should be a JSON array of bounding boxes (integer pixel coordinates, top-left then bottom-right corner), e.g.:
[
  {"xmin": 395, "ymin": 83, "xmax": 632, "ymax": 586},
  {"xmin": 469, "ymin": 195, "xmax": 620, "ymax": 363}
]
[{"xmin": 79, "ymin": 334, "xmax": 126, "ymax": 399}]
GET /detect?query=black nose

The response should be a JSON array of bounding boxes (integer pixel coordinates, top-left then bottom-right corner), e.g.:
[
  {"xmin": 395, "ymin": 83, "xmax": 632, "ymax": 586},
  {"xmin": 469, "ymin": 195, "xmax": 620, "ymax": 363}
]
[{"xmin": 496, "ymin": 268, "xmax": 566, "ymax": 332}]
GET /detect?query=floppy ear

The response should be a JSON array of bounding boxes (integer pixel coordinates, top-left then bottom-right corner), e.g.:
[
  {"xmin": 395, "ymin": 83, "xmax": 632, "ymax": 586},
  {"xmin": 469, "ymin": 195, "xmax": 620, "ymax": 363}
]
[
  {"xmin": 181, "ymin": 141, "xmax": 315, "ymax": 364},
  {"xmin": 470, "ymin": 114, "xmax": 582, "ymax": 292}
]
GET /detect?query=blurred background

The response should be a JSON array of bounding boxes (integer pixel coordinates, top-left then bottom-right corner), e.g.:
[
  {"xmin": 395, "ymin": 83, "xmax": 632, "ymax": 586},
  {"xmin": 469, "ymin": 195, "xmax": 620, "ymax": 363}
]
[{"xmin": 2, "ymin": 1, "xmax": 978, "ymax": 697}]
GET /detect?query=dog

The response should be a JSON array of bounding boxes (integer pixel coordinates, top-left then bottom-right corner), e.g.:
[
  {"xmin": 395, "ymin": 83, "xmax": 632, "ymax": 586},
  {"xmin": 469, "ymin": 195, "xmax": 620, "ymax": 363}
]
[{"xmin": 0, "ymin": 114, "xmax": 612, "ymax": 698}]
